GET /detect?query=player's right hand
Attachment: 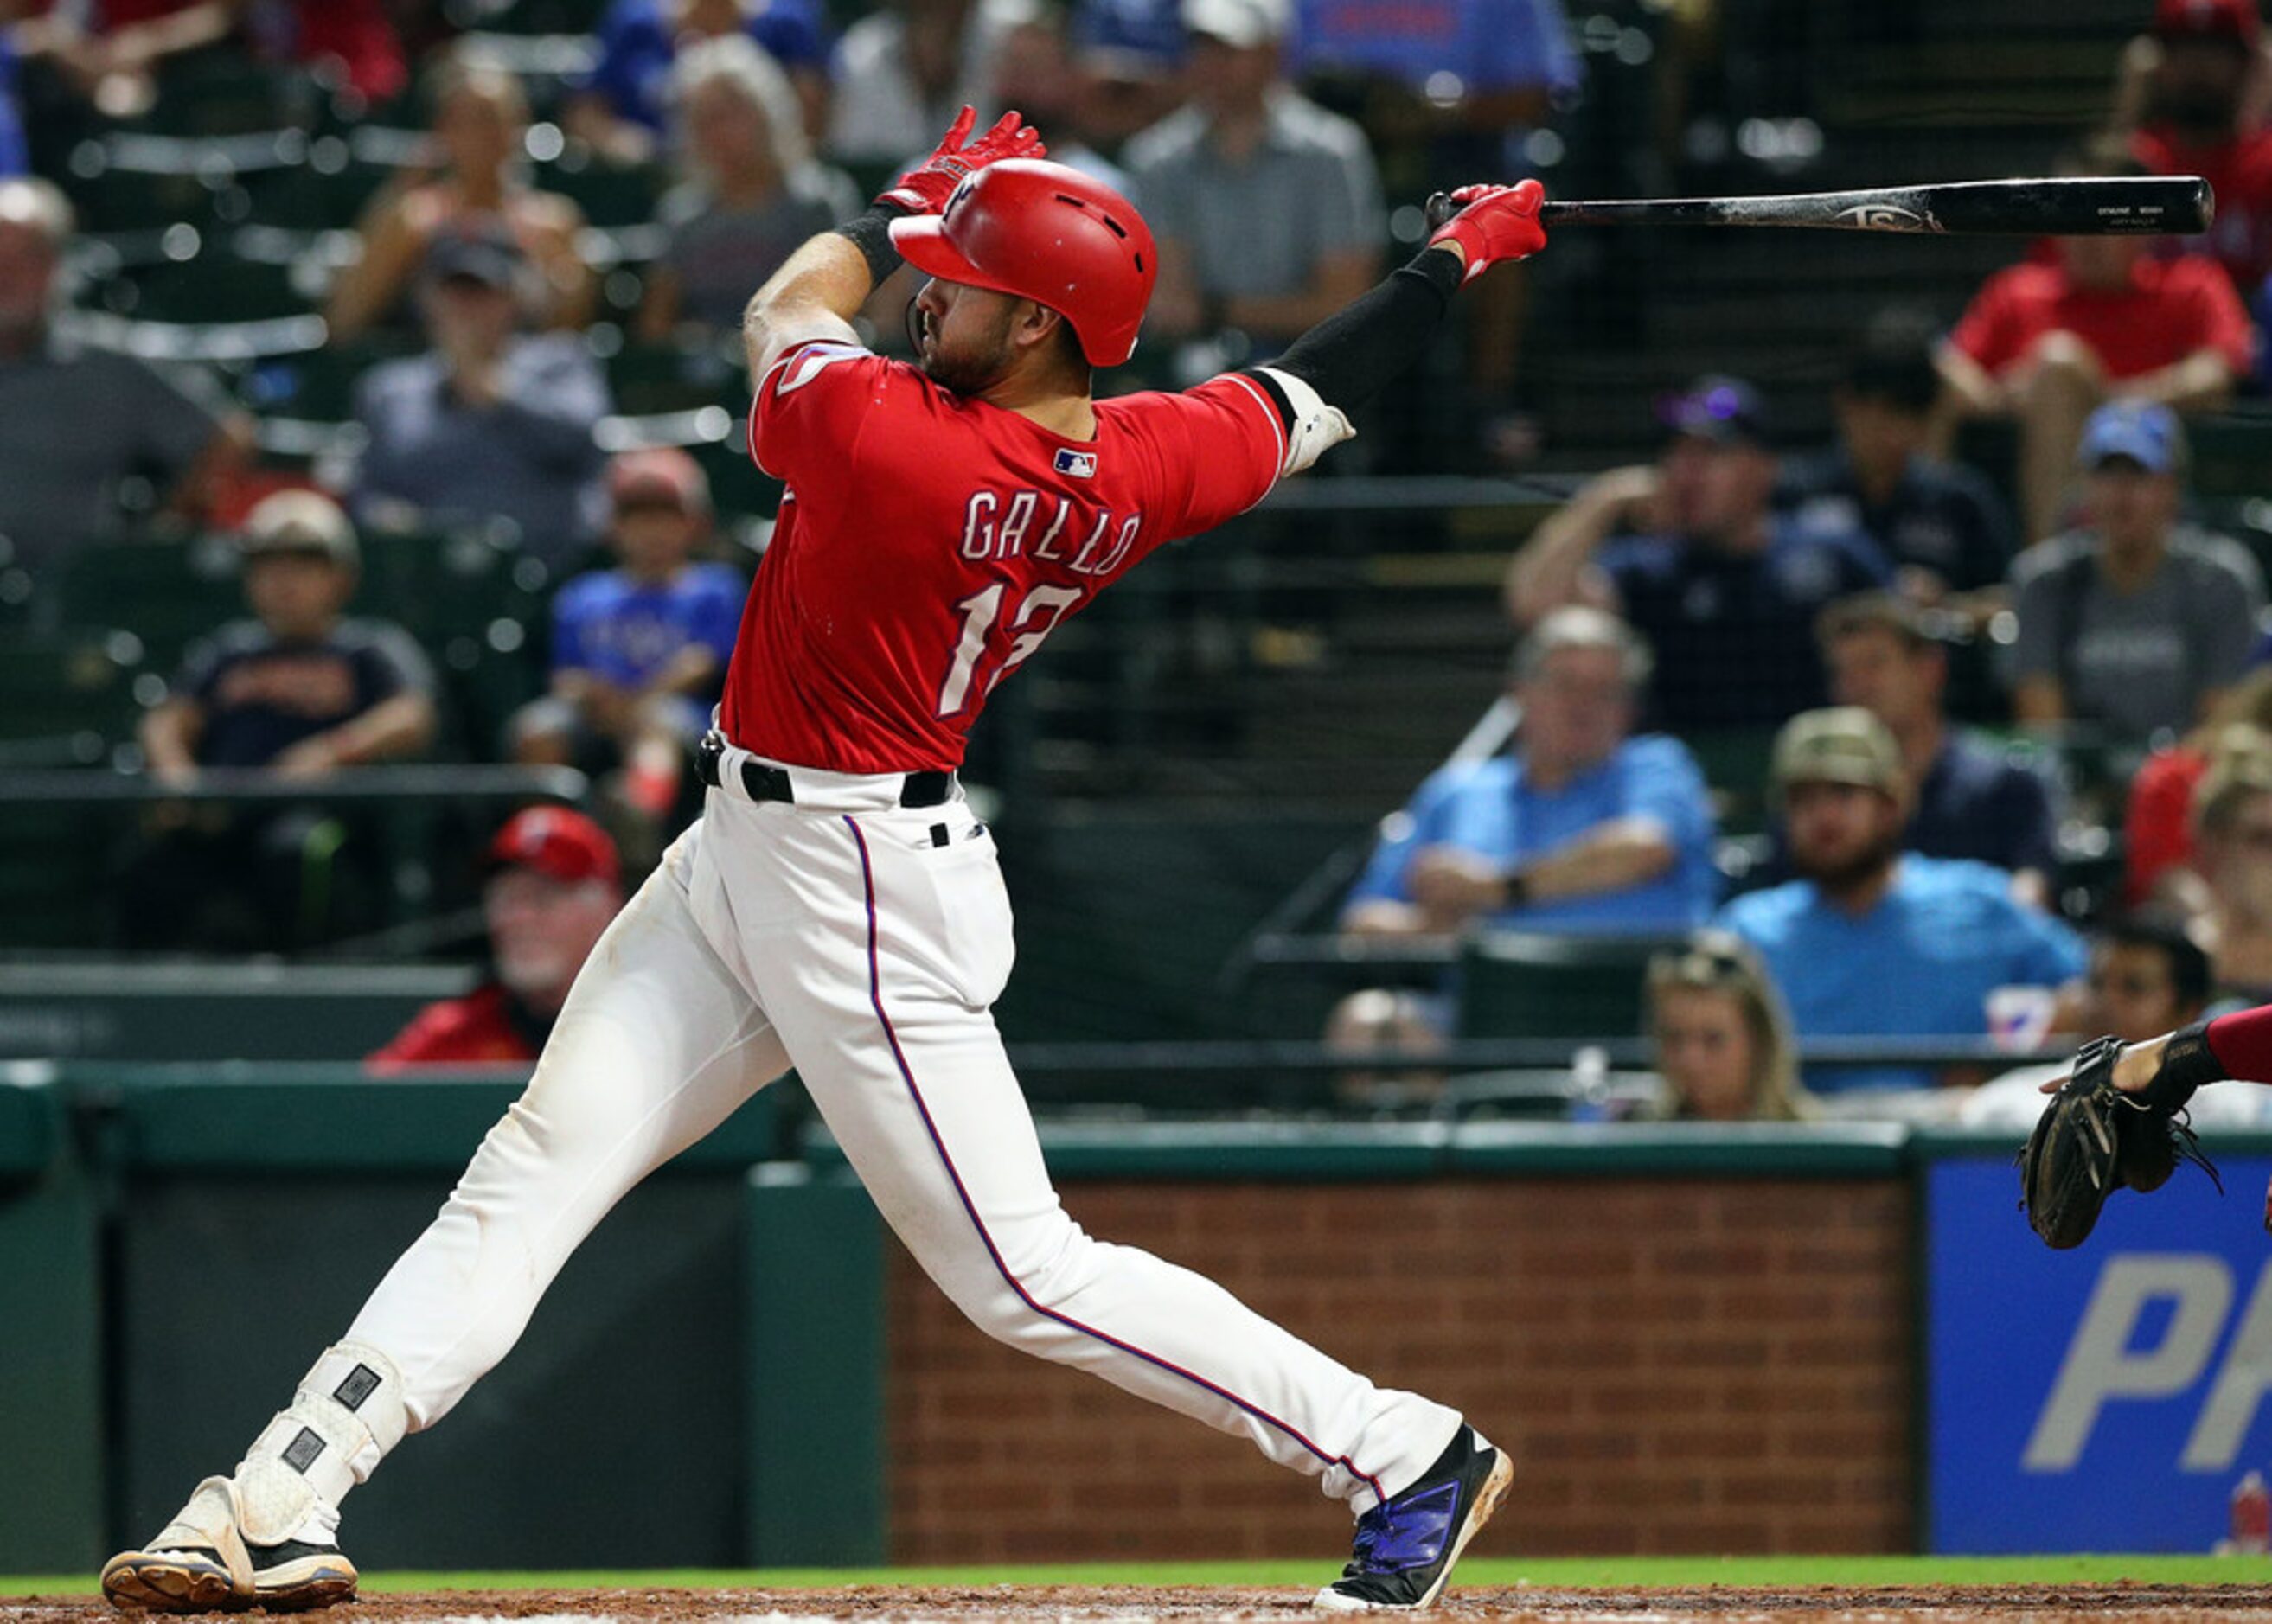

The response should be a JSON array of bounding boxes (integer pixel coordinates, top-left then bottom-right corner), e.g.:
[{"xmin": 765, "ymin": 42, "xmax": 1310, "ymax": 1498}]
[
  {"xmin": 877, "ymin": 107, "xmax": 1047, "ymax": 216},
  {"xmin": 1426, "ymin": 179, "xmax": 1548, "ymax": 285}
]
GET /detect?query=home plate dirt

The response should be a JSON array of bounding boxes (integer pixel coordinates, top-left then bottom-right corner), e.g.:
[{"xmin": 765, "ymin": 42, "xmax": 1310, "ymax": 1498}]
[{"xmin": 10, "ymin": 1589, "xmax": 2272, "ymax": 1624}]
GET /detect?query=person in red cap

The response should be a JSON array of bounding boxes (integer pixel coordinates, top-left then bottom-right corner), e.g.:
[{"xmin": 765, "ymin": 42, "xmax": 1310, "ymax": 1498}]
[
  {"xmin": 512, "ymin": 446, "xmax": 744, "ymax": 829},
  {"xmin": 2118, "ymin": 0, "xmax": 2272, "ymax": 298},
  {"xmin": 366, "ymin": 808, "xmax": 624, "ymax": 1071},
  {"xmin": 106, "ymin": 111, "xmax": 1548, "ymax": 1618}
]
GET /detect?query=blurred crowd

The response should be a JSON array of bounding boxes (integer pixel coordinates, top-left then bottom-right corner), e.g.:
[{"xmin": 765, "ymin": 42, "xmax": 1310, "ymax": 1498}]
[{"xmin": 3, "ymin": 0, "xmax": 2272, "ymax": 1110}]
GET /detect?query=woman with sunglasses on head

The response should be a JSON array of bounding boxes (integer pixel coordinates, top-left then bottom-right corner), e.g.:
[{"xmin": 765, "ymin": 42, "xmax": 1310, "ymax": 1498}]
[{"xmin": 1642, "ymin": 931, "xmax": 1814, "ymax": 1122}]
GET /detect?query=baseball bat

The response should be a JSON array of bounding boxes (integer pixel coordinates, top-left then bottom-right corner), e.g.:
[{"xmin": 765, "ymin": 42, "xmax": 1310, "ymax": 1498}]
[{"xmin": 1420, "ymin": 175, "xmax": 2213, "ymax": 236}]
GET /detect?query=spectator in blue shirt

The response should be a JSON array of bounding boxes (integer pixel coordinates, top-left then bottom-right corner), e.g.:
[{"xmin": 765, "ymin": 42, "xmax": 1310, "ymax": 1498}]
[
  {"xmin": 513, "ymin": 448, "xmax": 745, "ymax": 831},
  {"xmin": 0, "ymin": 32, "xmax": 26, "ymax": 178},
  {"xmin": 1718, "ymin": 707, "xmax": 2087, "ymax": 1093},
  {"xmin": 564, "ymin": 0, "xmax": 831, "ymax": 165},
  {"xmin": 1341, "ymin": 606, "xmax": 1719, "ymax": 941},
  {"xmin": 1506, "ymin": 376, "xmax": 1892, "ymax": 731}
]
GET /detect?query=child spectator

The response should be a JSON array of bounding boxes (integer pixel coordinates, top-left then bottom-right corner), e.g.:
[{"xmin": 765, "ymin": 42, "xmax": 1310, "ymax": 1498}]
[
  {"xmin": 127, "ymin": 491, "xmax": 438, "ymax": 951},
  {"xmin": 512, "ymin": 448, "xmax": 742, "ymax": 830}
]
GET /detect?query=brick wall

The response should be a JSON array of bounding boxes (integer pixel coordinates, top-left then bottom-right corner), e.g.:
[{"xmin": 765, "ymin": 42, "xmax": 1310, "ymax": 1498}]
[{"xmin": 886, "ymin": 1177, "xmax": 1912, "ymax": 1562}]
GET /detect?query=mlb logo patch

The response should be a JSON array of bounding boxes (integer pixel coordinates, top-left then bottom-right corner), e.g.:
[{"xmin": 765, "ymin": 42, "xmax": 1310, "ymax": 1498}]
[{"xmin": 1054, "ymin": 448, "xmax": 1098, "ymax": 478}]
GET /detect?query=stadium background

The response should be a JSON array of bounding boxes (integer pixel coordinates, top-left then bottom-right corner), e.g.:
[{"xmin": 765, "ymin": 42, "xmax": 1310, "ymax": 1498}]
[{"xmin": 3, "ymin": 0, "xmax": 2270, "ymax": 1584}]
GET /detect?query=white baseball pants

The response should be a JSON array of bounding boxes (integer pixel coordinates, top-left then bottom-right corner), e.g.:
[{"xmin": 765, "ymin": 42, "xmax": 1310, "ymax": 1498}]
[{"xmin": 339, "ymin": 769, "xmax": 1461, "ymax": 1513}]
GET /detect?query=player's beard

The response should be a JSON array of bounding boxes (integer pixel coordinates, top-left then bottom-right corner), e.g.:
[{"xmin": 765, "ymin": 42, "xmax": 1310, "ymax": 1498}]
[{"xmin": 912, "ymin": 301, "xmax": 1019, "ymax": 396}]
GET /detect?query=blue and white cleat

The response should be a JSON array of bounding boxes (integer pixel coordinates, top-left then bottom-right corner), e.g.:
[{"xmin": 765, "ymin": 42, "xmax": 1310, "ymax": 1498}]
[{"xmin": 1314, "ymin": 1425, "xmax": 1513, "ymax": 1613}]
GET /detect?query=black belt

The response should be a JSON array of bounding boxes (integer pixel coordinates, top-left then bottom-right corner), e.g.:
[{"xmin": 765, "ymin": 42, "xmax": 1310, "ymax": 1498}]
[{"xmin": 695, "ymin": 733, "xmax": 954, "ymax": 808}]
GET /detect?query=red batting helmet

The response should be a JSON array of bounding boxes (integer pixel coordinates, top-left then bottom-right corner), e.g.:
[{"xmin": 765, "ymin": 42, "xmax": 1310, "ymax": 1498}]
[{"xmin": 889, "ymin": 158, "xmax": 1157, "ymax": 368}]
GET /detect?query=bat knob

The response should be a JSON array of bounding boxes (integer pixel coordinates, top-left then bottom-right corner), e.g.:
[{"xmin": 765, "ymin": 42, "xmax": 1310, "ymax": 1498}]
[{"xmin": 1424, "ymin": 191, "xmax": 1457, "ymax": 233}]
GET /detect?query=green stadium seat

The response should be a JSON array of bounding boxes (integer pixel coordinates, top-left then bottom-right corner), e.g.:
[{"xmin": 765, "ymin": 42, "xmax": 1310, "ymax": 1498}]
[
  {"xmin": 86, "ymin": 253, "xmax": 312, "ymax": 325},
  {"xmin": 57, "ymin": 538, "xmax": 246, "ymax": 681},
  {"xmin": 1682, "ymin": 726, "xmax": 1782, "ymax": 837},
  {"xmin": 0, "ymin": 625, "xmax": 150, "ymax": 759},
  {"xmin": 1455, "ymin": 930, "xmax": 1683, "ymax": 1042}
]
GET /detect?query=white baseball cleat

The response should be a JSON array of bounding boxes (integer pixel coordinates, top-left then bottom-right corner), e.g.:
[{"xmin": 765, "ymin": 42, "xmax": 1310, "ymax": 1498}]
[{"xmin": 101, "ymin": 1474, "xmax": 357, "ymax": 1614}]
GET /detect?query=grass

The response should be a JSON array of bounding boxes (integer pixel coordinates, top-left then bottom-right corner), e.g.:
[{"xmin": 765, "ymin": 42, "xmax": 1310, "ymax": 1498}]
[{"xmin": 7, "ymin": 1554, "xmax": 2271, "ymax": 1597}]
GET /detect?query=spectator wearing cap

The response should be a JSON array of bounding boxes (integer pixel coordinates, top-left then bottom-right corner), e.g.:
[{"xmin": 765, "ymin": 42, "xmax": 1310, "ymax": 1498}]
[
  {"xmin": 368, "ymin": 808, "xmax": 627, "ymax": 1071},
  {"xmin": 512, "ymin": 448, "xmax": 744, "ymax": 828},
  {"xmin": 325, "ymin": 57, "xmax": 595, "ymax": 342},
  {"xmin": 1067, "ymin": 0, "xmax": 1187, "ymax": 150},
  {"xmin": 1779, "ymin": 308, "xmax": 2017, "ymax": 608},
  {"xmin": 1815, "ymin": 591, "xmax": 2059, "ymax": 907},
  {"xmin": 1341, "ymin": 606, "xmax": 1719, "ymax": 942},
  {"xmin": 349, "ymin": 222, "xmax": 612, "ymax": 571},
  {"xmin": 1124, "ymin": 0, "xmax": 1386, "ymax": 355},
  {"xmin": 0, "ymin": 176, "xmax": 249, "ymax": 598},
  {"xmin": 824, "ymin": 0, "xmax": 1040, "ymax": 169},
  {"xmin": 1506, "ymin": 375, "xmax": 1891, "ymax": 731},
  {"xmin": 637, "ymin": 35, "xmax": 861, "ymax": 341},
  {"xmin": 566, "ymin": 0, "xmax": 833, "ymax": 165},
  {"xmin": 2116, "ymin": 0, "xmax": 2272, "ymax": 301},
  {"xmin": 1716, "ymin": 707, "xmax": 2086, "ymax": 1092},
  {"xmin": 125, "ymin": 491, "xmax": 439, "ymax": 951},
  {"xmin": 2008, "ymin": 400, "xmax": 2264, "ymax": 749},
  {"xmin": 1935, "ymin": 136, "xmax": 2253, "ymax": 546},
  {"xmin": 138, "ymin": 491, "xmax": 438, "ymax": 784}
]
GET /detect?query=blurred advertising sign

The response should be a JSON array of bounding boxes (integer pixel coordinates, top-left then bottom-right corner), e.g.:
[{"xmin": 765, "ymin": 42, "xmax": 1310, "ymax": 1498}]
[{"xmin": 1926, "ymin": 1149, "xmax": 2272, "ymax": 1552}]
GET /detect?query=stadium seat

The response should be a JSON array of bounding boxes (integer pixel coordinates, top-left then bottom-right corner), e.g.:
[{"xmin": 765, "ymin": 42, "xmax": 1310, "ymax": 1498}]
[
  {"xmin": 0, "ymin": 626, "xmax": 150, "ymax": 763},
  {"xmin": 1454, "ymin": 930, "xmax": 1682, "ymax": 1043},
  {"xmin": 57, "ymin": 538, "xmax": 246, "ymax": 681}
]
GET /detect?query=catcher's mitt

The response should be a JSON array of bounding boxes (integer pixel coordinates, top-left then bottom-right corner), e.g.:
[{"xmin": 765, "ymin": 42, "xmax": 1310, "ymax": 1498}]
[{"xmin": 2020, "ymin": 1033, "xmax": 2221, "ymax": 1250}]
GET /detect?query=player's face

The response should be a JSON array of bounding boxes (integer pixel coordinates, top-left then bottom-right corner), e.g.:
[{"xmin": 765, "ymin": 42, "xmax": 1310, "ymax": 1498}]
[
  {"xmin": 1783, "ymin": 779, "xmax": 1903, "ymax": 889},
  {"xmin": 244, "ymin": 551, "xmax": 355, "ymax": 639},
  {"xmin": 1516, "ymin": 645, "xmax": 1633, "ymax": 772},
  {"xmin": 1653, "ymin": 986, "xmax": 1757, "ymax": 1122},
  {"xmin": 1827, "ymin": 629, "xmax": 1937, "ymax": 731},
  {"xmin": 485, "ymin": 869, "xmax": 618, "ymax": 1009},
  {"xmin": 912, "ymin": 278, "xmax": 1026, "ymax": 393},
  {"xmin": 2084, "ymin": 462, "xmax": 2179, "ymax": 549},
  {"xmin": 0, "ymin": 221, "xmax": 56, "ymax": 332},
  {"xmin": 2087, "ymin": 943, "xmax": 2186, "ymax": 1045}
]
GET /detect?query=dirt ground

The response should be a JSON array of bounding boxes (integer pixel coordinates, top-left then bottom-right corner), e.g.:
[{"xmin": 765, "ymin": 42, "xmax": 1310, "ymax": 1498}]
[{"xmin": 11, "ymin": 1586, "xmax": 2272, "ymax": 1624}]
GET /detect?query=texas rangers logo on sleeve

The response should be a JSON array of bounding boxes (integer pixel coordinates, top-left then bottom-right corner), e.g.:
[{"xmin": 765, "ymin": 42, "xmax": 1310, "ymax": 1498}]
[{"xmin": 1053, "ymin": 447, "xmax": 1098, "ymax": 478}]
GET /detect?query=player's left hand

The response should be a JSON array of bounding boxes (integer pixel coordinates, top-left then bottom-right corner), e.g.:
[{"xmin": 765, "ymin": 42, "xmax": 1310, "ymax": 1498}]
[
  {"xmin": 878, "ymin": 107, "xmax": 1046, "ymax": 216},
  {"xmin": 1427, "ymin": 179, "xmax": 1547, "ymax": 285}
]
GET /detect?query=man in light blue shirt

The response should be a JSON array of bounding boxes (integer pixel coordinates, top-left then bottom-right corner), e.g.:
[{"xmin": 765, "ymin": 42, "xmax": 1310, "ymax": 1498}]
[
  {"xmin": 1718, "ymin": 707, "xmax": 2086, "ymax": 1093},
  {"xmin": 1342, "ymin": 607, "xmax": 1719, "ymax": 940}
]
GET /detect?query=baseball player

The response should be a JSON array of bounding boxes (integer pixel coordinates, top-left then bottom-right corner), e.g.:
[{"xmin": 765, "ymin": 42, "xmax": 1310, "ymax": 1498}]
[{"xmin": 100, "ymin": 112, "xmax": 1548, "ymax": 1615}]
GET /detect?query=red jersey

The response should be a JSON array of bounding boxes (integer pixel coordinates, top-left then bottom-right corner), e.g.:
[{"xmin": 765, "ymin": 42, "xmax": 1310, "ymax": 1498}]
[
  {"xmin": 367, "ymin": 985, "xmax": 544, "ymax": 1072},
  {"xmin": 2134, "ymin": 125, "xmax": 2272, "ymax": 293},
  {"xmin": 1948, "ymin": 253, "xmax": 2256, "ymax": 381},
  {"xmin": 725, "ymin": 342, "xmax": 1288, "ymax": 772}
]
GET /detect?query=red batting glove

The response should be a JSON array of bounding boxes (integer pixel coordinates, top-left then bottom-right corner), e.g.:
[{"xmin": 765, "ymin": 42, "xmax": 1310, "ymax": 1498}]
[
  {"xmin": 877, "ymin": 106, "xmax": 1046, "ymax": 215},
  {"xmin": 1426, "ymin": 179, "xmax": 1547, "ymax": 285}
]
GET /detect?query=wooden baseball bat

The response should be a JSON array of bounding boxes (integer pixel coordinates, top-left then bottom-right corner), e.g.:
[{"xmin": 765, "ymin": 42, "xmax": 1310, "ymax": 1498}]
[{"xmin": 1421, "ymin": 175, "xmax": 2213, "ymax": 235}]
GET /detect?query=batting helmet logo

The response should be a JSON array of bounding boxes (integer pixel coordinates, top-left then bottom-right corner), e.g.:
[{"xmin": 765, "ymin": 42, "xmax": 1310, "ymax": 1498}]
[{"xmin": 890, "ymin": 159, "xmax": 1159, "ymax": 368}]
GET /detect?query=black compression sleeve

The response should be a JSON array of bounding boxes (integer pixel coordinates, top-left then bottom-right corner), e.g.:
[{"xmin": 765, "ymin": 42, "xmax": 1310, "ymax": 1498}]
[
  {"xmin": 834, "ymin": 201, "xmax": 914, "ymax": 286},
  {"xmin": 1260, "ymin": 246, "xmax": 1463, "ymax": 419}
]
